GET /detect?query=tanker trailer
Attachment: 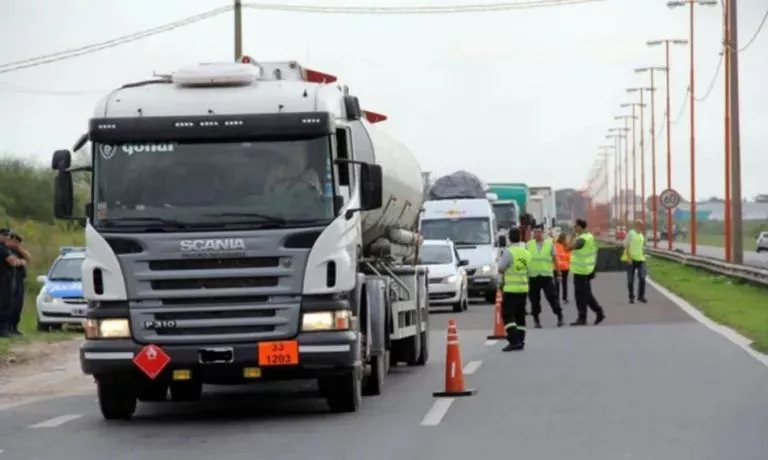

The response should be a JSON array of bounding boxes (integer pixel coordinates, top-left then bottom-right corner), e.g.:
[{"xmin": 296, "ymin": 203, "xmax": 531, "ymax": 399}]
[{"xmin": 50, "ymin": 57, "xmax": 429, "ymax": 421}]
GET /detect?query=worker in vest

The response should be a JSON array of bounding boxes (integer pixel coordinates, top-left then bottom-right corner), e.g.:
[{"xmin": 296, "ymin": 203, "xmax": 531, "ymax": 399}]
[
  {"xmin": 568, "ymin": 218, "xmax": 606, "ymax": 326},
  {"xmin": 554, "ymin": 232, "xmax": 571, "ymax": 304},
  {"xmin": 526, "ymin": 225, "xmax": 564, "ymax": 328},
  {"xmin": 622, "ymin": 219, "xmax": 648, "ymax": 303},
  {"xmin": 497, "ymin": 228, "xmax": 532, "ymax": 351}
]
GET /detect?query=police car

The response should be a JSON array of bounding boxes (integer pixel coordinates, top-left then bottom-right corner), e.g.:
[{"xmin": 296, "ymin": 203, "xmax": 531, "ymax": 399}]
[{"xmin": 35, "ymin": 247, "xmax": 87, "ymax": 331}]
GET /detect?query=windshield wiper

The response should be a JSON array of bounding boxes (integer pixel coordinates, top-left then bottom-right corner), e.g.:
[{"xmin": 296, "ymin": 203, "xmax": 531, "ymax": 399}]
[
  {"xmin": 103, "ymin": 217, "xmax": 190, "ymax": 228},
  {"xmin": 203, "ymin": 212, "xmax": 289, "ymax": 224},
  {"xmin": 49, "ymin": 277, "xmax": 80, "ymax": 281}
]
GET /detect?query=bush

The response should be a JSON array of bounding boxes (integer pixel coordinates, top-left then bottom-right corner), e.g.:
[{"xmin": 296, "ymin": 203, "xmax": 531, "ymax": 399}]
[{"xmin": 0, "ymin": 155, "xmax": 88, "ymax": 347}]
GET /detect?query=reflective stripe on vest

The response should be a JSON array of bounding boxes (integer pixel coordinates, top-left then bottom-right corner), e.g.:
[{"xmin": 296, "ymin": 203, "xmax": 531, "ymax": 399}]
[
  {"xmin": 503, "ymin": 245, "xmax": 530, "ymax": 293},
  {"xmin": 570, "ymin": 233, "xmax": 596, "ymax": 275},
  {"xmin": 526, "ymin": 239, "xmax": 554, "ymax": 277}
]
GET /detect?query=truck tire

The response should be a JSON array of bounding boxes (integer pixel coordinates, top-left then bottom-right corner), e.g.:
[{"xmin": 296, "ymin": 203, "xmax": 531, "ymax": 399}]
[
  {"xmin": 97, "ymin": 381, "xmax": 137, "ymax": 420},
  {"xmin": 170, "ymin": 381, "xmax": 203, "ymax": 402},
  {"xmin": 413, "ymin": 330, "xmax": 429, "ymax": 366},
  {"xmin": 362, "ymin": 353, "xmax": 386, "ymax": 396},
  {"xmin": 324, "ymin": 369, "xmax": 362, "ymax": 413},
  {"xmin": 137, "ymin": 382, "xmax": 168, "ymax": 402}
]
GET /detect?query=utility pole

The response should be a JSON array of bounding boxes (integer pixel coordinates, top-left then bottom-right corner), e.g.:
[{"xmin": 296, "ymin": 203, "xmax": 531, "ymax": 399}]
[
  {"xmin": 620, "ymin": 102, "xmax": 644, "ymax": 221},
  {"xmin": 636, "ymin": 66, "xmax": 665, "ymax": 248},
  {"xmin": 234, "ymin": 0, "xmax": 243, "ymax": 61},
  {"xmin": 627, "ymin": 87, "xmax": 654, "ymax": 227},
  {"xmin": 606, "ymin": 133, "xmax": 622, "ymax": 227},
  {"xmin": 667, "ymin": 0, "xmax": 717, "ymax": 256},
  {"xmin": 646, "ymin": 39, "xmax": 687, "ymax": 250},
  {"xmin": 727, "ymin": 0, "xmax": 744, "ymax": 264},
  {"xmin": 613, "ymin": 119, "xmax": 632, "ymax": 227},
  {"xmin": 723, "ymin": 0, "xmax": 732, "ymax": 262}
]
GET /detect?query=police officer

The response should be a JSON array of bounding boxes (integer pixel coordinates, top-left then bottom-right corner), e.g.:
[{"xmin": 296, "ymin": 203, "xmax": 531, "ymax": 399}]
[
  {"xmin": 0, "ymin": 229, "xmax": 26, "ymax": 338},
  {"xmin": 497, "ymin": 228, "xmax": 532, "ymax": 352},
  {"xmin": 622, "ymin": 219, "xmax": 647, "ymax": 304},
  {"xmin": 7, "ymin": 232, "xmax": 30, "ymax": 336},
  {"xmin": 526, "ymin": 225, "xmax": 564, "ymax": 328},
  {"xmin": 568, "ymin": 219, "xmax": 606, "ymax": 326}
]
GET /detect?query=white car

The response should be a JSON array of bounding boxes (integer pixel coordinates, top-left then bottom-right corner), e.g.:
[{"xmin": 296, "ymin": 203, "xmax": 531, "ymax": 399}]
[
  {"xmin": 35, "ymin": 247, "xmax": 87, "ymax": 331},
  {"xmin": 757, "ymin": 232, "xmax": 768, "ymax": 253},
  {"xmin": 420, "ymin": 239, "xmax": 470, "ymax": 313}
]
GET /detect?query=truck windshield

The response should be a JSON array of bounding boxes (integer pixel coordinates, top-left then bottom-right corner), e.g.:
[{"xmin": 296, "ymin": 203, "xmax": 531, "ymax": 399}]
[
  {"xmin": 92, "ymin": 137, "xmax": 335, "ymax": 230},
  {"xmin": 492, "ymin": 204, "xmax": 517, "ymax": 227},
  {"xmin": 420, "ymin": 218, "xmax": 492, "ymax": 245}
]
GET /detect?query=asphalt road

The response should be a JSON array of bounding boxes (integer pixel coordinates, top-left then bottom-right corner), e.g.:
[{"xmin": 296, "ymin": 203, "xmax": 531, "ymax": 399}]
[
  {"xmin": 1, "ymin": 274, "xmax": 768, "ymax": 459},
  {"xmin": 658, "ymin": 240, "xmax": 768, "ymax": 268}
]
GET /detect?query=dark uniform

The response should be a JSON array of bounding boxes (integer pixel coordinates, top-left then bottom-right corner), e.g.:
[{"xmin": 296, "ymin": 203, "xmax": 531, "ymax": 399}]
[
  {"xmin": 525, "ymin": 234, "xmax": 564, "ymax": 328},
  {"xmin": 0, "ymin": 228, "xmax": 14, "ymax": 337},
  {"xmin": 569, "ymin": 220, "xmax": 606, "ymax": 326},
  {"xmin": 8, "ymin": 232, "xmax": 26, "ymax": 335},
  {"xmin": 497, "ymin": 229, "xmax": 532, "ymax": 351}
]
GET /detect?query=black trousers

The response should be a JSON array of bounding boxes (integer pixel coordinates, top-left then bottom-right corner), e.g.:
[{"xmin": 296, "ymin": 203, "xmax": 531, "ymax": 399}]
[
  {"xmin": 626, "ymin": 261, "xmax": 646, "ymax": 300},
  {"xmin": 10, "ymin": 280, "xmax": 23, "ymax": 330},
  {"xmin": 573, "ymin": 273, "xmax": 604, "ymax": 320},
  {"xmin": 0, "ymin": 284, "xmax": 12, "ymax": 330},
  {"xmin": 555, "ymin": 269, "xmax": 569, "ymax": 301},
  {"xmin": 528, "ymin": 276, "xmax": 562, "ymax": 319},
  {"xmin": 501, "ymin": 292, "xmax": 528, "ymax": 345}
]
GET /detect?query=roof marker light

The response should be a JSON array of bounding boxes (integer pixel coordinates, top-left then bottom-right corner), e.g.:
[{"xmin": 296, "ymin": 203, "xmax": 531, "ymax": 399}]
[
  {"xmin": 172, "ymin": 63, "xmax": 259, "ymax": 87},
  {"xmin": 303, "ymin": 68, "xmax": 337, "ymax": 84},
  {"xmin": 363, "ymin": 110, "xmax": 388, "ymax": 124}
]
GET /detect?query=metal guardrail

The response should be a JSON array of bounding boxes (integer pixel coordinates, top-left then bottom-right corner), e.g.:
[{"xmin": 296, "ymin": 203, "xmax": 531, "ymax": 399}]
[{"xmin": 598, "ymin": 238, "xmax": 768, "ymax": 286}]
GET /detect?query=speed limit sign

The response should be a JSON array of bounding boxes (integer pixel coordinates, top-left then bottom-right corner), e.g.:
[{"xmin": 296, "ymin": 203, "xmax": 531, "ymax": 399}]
[{"xmin": 659, "ymin": 188, "xmax": 681, "ymax": 210}]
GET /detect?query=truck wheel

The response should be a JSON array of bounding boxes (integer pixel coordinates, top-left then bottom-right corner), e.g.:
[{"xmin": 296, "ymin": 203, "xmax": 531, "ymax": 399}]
[
  {"xmin": 362, "ymin": 353, "xmax": 386, "ymax": 396},
  {"xmin": 410, "ymin": 330, "xmax": 429, "ymax": 366},
  {"xmin": 170, "ymin": 381, "xmax": 203, "ymax": 402},
  {"xmin": 97, "ymin": 381, "xmax": 137, "ymax": 420},
  {"xmin": 324, "ymin": 369, "xmax": 362, "ymax": 413},
  {"xmin": 137, "ymin": 382, "xmax": 168, "ymax": 402}
]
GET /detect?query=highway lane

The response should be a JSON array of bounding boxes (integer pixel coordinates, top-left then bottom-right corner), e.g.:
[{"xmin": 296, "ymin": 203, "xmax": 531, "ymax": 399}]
[
  {"xmin": 662, "ymin": 240, "xmax": 768, "ymax": 268},
  {"xmin": 1, "ymin": 275, "xmax": 767, "ymax": 459}
]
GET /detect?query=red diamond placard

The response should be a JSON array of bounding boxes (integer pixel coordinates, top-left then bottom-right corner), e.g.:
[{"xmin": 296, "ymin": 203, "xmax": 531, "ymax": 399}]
[{"xmin": 133, "ymin": 344, "xmax": 171, "ymax": 380}]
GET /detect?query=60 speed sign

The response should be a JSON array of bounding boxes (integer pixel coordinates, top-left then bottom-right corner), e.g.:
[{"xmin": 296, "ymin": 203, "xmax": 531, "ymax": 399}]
[{"xmin": 659, "ymin": 188, "xmax": 681, "ymax": 210}]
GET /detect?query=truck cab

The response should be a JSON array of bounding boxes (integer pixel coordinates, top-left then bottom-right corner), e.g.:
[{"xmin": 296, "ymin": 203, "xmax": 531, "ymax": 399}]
[{"xmin": 419, "ymin": 199, "xmax": 499, "ymax": 304}]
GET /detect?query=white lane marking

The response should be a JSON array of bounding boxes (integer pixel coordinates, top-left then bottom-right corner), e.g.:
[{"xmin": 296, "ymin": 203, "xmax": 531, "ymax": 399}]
[
  {"xmin": 648, "ymin": 277, "xmax": 768, "ymax": 369},
  {"xmin": 29, "ymin": 414, "xmax": 83, "ymax": 428},
  {"xmin": 420, "ymin": 398, "xmax": 455, "ymax": 426},
  {"xmin": 484, "ymin": 339, "xmax": 498, "ymax": 346},
  {"xmin": 462, "ymin": 360, "xmax": 483, "ymax": 375}
]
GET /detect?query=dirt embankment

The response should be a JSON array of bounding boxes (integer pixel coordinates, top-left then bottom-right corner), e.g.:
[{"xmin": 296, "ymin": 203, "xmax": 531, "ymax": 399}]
[{"xmin": 0, "ymin": 339, "xmax": 93, "ymax": 410}]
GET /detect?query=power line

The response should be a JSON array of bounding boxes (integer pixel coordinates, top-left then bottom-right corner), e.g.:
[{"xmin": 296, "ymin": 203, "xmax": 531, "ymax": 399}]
[
  {"xmin": 244, "ymin": 0, "xmax": 603, "ymax": 14},
  {"xmin": 0, "ymin": 5, "xmax": 232, "ymax": 74},
  {"xmin": 694, "ymin": 53, "xmax": 722, "ymax": 102},
  {"xmin": 734, "ymin": 4, "xmax": 768, "ymax": 52}
]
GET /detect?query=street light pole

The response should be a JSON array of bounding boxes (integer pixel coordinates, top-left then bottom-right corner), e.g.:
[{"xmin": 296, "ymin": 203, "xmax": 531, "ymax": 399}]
[
  {"xmin": 636, "ymin": 66, "xmax": 666, "ymax": 248},
  {"xmin": 727, "ymin": 0, "xmax": 744, "ymax": 264},
  {"xmin": 606, "ymin": 133, "xmax": 623, "ymax": 227},
  {"xmin": 612, "ymin": 120, "xmax": 632, "ymax": 227},
  {"xmin": 723, "ymin": 0, "xmax": 732, "ymax": 262},
  {"xmin": 667, "ymin": 0, "xmax": 718, "ymax": 255},
  {"xmin": 647, "ymin": 38, "xmax": 687, "ymax": 250},
  {"xmin": 620, "ymin": 102, "xmax": 645, "ymax": 221},
  {"xmin": 628, "ymin": 87, "xmax": 654, "ymax": 227}
]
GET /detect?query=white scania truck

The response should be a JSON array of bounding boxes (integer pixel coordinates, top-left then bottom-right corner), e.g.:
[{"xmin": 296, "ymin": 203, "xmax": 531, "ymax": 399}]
[{"xmin": 51, "ymin": 57, "xmax": 430, "ymax": 420}]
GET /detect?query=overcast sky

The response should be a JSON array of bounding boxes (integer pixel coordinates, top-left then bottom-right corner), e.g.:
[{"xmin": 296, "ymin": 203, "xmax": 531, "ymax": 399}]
[{"xmin": 1, "ymin": 0, "xmax": 766, "ymax": 200}]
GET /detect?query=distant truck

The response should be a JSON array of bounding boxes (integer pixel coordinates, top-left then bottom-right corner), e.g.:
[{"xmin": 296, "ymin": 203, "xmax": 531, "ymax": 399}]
[
  {"xmin": 529, "ymin": 186, "xmax": 556, "ymax": 229},
  {"xmin": 487, "ymin": 183, "xmax": 533, "ymax": 241}
]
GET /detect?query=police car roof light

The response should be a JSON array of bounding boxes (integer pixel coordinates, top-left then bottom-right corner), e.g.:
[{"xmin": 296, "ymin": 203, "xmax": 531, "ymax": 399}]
[
  {"xmin": 60, "ymin": 246, "xmax": 85, "ymax": 255},
  {"xmin": 363, "ymin": 110, "xmax": 388, "ymax": 124},
  {"xmin": 172, "ymin": 63, "xmax": 260, "ymax": 87}
]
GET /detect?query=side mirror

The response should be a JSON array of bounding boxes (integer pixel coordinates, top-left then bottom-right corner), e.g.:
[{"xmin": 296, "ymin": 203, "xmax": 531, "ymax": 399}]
[
  {"xmin": 458, "ymin": 259, "xmax": 469, "ymax": 266},
  {"xmin": 359, "ymin": 163, "xmax": 383, "ymax": 211},
  {"xmin": 52, "ymin": 149, "xmax": 74, "ymax": 219},
  {"xmin": 36, "ymin": 275, "xmax": 47, "ymax": 284},
  {"xmin": 496, "ymin": 235, "xmax": 507, "ymax": 247}
]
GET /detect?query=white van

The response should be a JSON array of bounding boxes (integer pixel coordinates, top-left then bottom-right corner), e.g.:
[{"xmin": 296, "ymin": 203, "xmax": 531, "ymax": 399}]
[{"xmin": 419, "ymin": 199, "xmax": 499, "ymax": 303}]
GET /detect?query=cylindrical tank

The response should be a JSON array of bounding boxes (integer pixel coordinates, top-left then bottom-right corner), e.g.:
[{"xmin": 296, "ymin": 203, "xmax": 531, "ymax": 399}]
[{"xmin": 358, "ymin": 121, "xmax": 424, "ymax": 248}]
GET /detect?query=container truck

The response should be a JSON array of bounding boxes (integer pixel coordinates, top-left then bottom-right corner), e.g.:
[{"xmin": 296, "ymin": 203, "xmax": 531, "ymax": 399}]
[
  {"xmin": 50, "ymin": 57, "xmax": 430, "ymax": 420},
  {"xmin": 487, "ymin": 182, "xmax": 533, "ymax": 241},
  {"xmin": 529, "ymin": 186, "xmax": 556, "ymax": 228}
]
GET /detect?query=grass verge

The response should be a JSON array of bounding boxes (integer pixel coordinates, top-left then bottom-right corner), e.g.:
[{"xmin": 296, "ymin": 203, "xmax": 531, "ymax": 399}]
[{"xmin": 646, "ymin": 257, "xmax": 768, "ymax": 353}]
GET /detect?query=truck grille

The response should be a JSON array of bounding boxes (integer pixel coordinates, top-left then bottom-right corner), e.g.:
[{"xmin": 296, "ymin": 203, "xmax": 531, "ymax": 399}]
[{"xmin": 128, "ymin": 256, "xmax": 300, "ymax": 344}]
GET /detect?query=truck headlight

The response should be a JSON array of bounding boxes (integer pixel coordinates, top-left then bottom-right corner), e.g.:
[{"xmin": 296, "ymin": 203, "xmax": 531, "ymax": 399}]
[
  {"xmin": 301, "ymin": 310, "xmax": 350, "ymax": 332},
  {"xmin": 442, "ymin": 275, "xmax": 458, "ymax": 284},
  {"xmin": 84, "ymin": 318, "xmax": 131, "ymax": 339}
]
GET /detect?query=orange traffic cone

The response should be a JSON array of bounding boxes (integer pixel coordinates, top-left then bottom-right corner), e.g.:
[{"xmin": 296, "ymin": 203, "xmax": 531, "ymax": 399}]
[
  {"xmin": 433, "ymin": 319, "xmax": 477, "ymax": 397},
  {"xmin": 487, "ymin": 290, "xmax": 506, "ymax": 340}
]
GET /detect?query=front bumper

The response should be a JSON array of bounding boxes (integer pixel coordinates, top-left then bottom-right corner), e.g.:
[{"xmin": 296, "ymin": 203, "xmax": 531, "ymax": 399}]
[
  {"xmin": 428, "ymin": 282, "xmax": 462, "ymax": 305},
  {"xmin": 36, "ymin": 301, "xmax": 87, "ymax": 326},
  {"xmin": 80, "ymin": 330, "xmax": 359, "ymax": 384},
  {"xmin": 467, "ymin": 274, "xmax": 498, "ymax": 296}
]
